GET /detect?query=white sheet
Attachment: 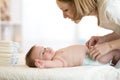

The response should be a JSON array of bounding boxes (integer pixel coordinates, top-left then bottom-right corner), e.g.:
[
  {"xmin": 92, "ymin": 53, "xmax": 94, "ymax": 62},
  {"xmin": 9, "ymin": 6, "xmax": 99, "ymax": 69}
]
[{"xmin": 0, "ymin": 65, "xmax": 120, "ymax": 80}]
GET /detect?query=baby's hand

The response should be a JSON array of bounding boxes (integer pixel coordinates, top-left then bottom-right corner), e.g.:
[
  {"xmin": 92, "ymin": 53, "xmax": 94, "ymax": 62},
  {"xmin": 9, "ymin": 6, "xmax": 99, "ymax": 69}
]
[{"xmin": 34, "ymin": 59, "xmax": 45, "ymax": 68}]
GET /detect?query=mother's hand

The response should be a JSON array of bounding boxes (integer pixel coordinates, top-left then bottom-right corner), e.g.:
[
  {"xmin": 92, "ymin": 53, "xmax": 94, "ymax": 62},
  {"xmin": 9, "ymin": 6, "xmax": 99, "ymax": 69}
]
[
  {"xmin": 89, "ymin": 42, "xmax": 111, "ymax": 60},
  {"xmin": 86, "ymin": 36, "xmax": 103, "ymax": 49}
]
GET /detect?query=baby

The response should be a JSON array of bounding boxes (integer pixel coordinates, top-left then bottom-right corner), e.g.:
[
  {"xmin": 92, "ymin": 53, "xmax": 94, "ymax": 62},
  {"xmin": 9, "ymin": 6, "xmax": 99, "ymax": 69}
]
[{"xmin": 25, "ymin": 44, "xmax": 119, "ymax": 68}]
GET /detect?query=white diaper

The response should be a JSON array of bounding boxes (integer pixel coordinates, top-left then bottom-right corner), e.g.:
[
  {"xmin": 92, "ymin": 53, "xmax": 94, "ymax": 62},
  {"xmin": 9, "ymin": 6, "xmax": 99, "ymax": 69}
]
[{"xmin": 82, "ymin": 55, "xmax": 110, "ymax": 66}]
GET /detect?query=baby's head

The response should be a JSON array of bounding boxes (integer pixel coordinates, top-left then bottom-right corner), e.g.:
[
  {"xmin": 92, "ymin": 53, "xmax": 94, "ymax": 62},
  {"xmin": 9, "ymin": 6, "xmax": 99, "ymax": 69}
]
[{"xmin": 25, "ymin": 45, "xmax": 55, "ymax": 67}]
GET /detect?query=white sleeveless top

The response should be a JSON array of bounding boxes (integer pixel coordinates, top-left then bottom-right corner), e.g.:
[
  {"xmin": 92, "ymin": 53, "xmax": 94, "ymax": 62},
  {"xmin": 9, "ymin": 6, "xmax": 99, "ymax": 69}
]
[{"xmin": 97, "ymin": 0, "xmax": 120, "ymax": 35}]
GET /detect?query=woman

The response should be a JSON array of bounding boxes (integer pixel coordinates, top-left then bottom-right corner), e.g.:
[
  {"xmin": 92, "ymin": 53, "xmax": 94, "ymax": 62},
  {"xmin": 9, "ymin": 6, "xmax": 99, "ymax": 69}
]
[{"xmin": 56, "ymin": 0, "xmax": 120, "ymax": 65}]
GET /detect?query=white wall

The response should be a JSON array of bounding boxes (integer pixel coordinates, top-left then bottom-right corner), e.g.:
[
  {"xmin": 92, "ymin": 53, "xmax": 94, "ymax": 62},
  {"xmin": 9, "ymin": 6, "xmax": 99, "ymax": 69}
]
[
  {"xmin": 77, "ymin": 16, "xmax": 113, "ymax": 44},
  {"xmin": 22, "ymin": 0, "xmax": 78, "ymax": 53},
  {"xmin": 10, "ymin": 0, "xmax": 22, "ymax": 23},
  {"xmin": 22, "ymin": 0, "xmax": 112, "ymax": 53}
]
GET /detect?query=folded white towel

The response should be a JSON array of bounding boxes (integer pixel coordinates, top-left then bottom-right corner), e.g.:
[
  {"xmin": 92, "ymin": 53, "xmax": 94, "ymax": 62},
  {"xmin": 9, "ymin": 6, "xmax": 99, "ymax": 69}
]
[
  {"xmin": 0, "ymin": 46, "xmax": 19, "ymax": 49},
  {"xmin": 0, "ymin": 40, "xmax": 17, "ymax": 44},
  {"xmin": 0, "ymin": 61, "xmax": 18, "ymax": 65},
  {"xmin": 0, "ymin": 41, "xmax": 20, "ymax": 53},
  {"xmin": 0, "ymin": 47, "xmax": 18, "ymax": 50},
  {"xmin": 0, "ymin": 49, "xmax": 18, "ymax": 53},
  {"xmin": 0, "ymin": 57, "xmax": 18, "ymax": 61},
  {"xmin": 0, "ymin": 46, "xmax": 19, "ymax": 53},
  {"xmin": 0, "ymin": 40, "xmax": 19, "ymax": 48},
  {"xmin": 0, "ymin": 53, "xmax": 18, "ymax": 57},
  {"xmin": 0, "ymin": 41, "xmax": 19, "ymax": 66},
  {"xmin": 0, "ymin": 57, "xmax": 18, "ymax": 65},
  {"xmin": 0, "ymin": 52, "xmax": 18, "ymax": 54}
]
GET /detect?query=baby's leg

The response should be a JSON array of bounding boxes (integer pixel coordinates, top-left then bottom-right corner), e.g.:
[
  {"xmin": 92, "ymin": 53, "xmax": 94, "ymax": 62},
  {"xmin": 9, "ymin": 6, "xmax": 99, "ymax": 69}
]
[{"xmin": 98, "ymin": 50, "xmax": 120, "ymax": 65}]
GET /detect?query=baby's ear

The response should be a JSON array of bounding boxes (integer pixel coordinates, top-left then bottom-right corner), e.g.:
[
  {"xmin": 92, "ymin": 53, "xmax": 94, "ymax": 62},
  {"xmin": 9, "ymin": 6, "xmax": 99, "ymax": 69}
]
[
  {"xmin": 34, "ymin": 59, "xmax": 40, "ymax": 62},
  {"xmin": 34, "ymin": 59, "xmax": 40, "ymax": 67},
  {"xmin": 34, "ymin": 59, "xmax": 44, "ymax": 68}
]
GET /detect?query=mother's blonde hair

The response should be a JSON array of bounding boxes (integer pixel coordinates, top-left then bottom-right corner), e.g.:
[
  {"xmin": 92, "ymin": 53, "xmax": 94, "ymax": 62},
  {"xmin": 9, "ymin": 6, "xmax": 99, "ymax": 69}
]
[{"xmin": 57, "ymin": 0, "xmax": 97, "ymax": 21}]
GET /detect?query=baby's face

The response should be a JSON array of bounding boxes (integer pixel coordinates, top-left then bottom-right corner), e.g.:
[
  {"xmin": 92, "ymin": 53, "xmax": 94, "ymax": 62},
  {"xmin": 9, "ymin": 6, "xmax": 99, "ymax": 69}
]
[{"xmin": 31, "ymin": 46, "xmax": 55, "ymax": 61}]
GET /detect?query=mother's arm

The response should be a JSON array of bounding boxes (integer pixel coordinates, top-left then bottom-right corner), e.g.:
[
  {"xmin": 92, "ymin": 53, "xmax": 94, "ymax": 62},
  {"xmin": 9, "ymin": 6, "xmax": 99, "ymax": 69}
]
[{"xmin": 101, "ymin": 32, "xmax": 120, "ymax": 42}]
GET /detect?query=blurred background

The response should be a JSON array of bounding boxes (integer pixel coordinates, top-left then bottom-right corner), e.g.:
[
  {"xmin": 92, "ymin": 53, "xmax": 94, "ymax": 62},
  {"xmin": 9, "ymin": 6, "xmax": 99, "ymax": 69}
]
[{"xmin": 0, "ymin": 0, "xmax": 112, "ymax": 54}]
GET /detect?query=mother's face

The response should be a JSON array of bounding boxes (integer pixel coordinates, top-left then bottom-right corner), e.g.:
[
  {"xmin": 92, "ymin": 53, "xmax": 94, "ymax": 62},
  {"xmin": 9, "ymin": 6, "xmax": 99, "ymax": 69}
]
[{"xmin": 56, "ymin": 0, "xmax": 78, "ymax": 23}]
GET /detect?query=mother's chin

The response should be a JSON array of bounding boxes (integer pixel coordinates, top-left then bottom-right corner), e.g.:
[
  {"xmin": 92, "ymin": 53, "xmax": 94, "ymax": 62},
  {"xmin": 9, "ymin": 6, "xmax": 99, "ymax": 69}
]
[
  {"xmin": 74, "ymin": 20, "xmax": 80, "ymax": 24},
  {"xmin": 71, "ymin": 19, "xmax": 80, "ymax": 24}
]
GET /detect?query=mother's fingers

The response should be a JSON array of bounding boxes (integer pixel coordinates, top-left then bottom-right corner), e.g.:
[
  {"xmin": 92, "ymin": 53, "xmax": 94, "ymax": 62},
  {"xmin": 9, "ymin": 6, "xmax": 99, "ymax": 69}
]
[
  {"xmin": 89, "ymin": 47, "xmax": 96, "ymax": 56},
  {"xmin": 87, "ymin": 40, "xmax": 97, "ymax": 49},
  {"xmin": 92, "ymin": 52, "xmax": 100, "ymax": 60},
  {"xmin": 95, "ymin": 54, "xmax": 102, "ymax": 60},
  {"xmin": 86, "ymin": 40, "xmax": 93, "ymax": 49},
  {"xmin": 89, "ymin": 48, "xmax": 100, "ymax": 60},
  {"xmin": 86, "ymin": 41, "xmax": 90, "ymax": 48}
]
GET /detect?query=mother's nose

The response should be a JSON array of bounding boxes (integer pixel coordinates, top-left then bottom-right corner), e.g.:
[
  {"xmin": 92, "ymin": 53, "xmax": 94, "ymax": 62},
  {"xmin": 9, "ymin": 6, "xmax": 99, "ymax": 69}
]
[{"xmin": 63, "ymin": 12, "xmax": 67, "ymax": 18}]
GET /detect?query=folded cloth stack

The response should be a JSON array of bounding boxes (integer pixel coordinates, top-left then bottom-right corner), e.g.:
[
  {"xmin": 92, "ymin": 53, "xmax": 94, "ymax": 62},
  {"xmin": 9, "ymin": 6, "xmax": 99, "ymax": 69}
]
[{"xmin": 0, "ymin": 40, "xmax": 20, "ymax": 66}]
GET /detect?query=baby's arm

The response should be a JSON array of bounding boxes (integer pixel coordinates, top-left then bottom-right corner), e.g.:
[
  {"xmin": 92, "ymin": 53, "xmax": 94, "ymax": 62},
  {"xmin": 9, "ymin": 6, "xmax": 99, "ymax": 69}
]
[{"xmin": 34, "ymin": 59, "xmax": 64, "ymax": 68}]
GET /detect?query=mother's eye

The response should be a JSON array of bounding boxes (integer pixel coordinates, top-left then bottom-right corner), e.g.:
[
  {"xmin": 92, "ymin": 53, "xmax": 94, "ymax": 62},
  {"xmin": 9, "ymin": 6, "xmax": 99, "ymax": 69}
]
[{"xmin": 63, "ymin": 9, "xmax": 68, "ymax": 12}]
